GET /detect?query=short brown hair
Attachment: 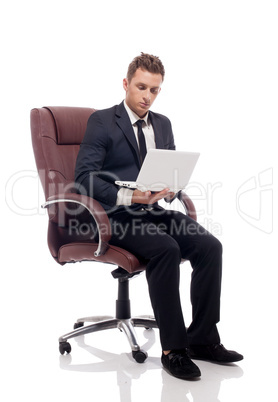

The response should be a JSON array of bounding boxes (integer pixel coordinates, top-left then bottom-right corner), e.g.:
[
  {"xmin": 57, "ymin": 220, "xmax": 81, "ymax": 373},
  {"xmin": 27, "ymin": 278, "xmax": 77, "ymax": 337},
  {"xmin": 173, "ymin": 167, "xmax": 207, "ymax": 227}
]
[{"xmin": 127, "ymin": 52, "xmax": 165, "ymax": 82}]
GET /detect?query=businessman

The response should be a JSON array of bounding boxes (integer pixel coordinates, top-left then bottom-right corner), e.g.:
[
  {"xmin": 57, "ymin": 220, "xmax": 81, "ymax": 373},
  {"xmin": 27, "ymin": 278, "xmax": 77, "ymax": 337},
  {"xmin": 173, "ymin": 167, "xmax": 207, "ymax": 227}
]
[{"xmin": 75, "ymin": 53, "xmax": 243, "ymax": 380}]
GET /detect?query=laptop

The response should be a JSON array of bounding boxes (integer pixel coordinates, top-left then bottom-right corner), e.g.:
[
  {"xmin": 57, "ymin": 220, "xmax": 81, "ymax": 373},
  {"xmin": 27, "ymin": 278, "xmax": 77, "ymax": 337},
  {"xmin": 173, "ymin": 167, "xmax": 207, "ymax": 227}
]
[{"xmin": 115, "ymin": 149, "xmax": 200, "ymax": 192}]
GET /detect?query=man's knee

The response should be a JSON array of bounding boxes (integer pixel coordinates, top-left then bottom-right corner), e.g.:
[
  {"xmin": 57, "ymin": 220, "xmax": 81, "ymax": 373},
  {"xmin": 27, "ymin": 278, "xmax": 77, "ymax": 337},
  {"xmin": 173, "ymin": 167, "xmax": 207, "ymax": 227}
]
[
  {"xmin": 157, "ymin": 235, "xmax": 181, "ymax": 260},
  {"xmin": 193, "ymin": 233, "xmax": 222, "ymax": 264},
  {"xmin": 208, "ymin": 235, "xmax": 222, "ymax": 253}
]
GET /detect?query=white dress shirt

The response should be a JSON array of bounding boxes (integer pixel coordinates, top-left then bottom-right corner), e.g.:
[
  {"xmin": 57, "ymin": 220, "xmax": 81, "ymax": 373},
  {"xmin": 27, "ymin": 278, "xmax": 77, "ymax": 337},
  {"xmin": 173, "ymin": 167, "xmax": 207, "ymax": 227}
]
[{"xmin": 116, "ymin": 101, "xmax": 156, "ymax": 206}]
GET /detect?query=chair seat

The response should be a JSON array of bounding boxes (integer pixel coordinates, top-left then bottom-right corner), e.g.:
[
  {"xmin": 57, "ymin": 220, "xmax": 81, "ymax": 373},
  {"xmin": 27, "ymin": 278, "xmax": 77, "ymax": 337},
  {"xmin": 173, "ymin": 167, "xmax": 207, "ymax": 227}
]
[{"xmin": 58, "ymin": 242, "xmax": 146, "ymax": 273}]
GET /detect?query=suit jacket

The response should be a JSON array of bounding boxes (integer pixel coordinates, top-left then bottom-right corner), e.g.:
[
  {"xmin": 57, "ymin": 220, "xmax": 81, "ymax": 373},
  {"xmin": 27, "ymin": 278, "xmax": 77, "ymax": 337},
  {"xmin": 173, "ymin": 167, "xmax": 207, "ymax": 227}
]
[{"xmin": 75, "ymin": 101, "xmax": 176, "ymax": 215}]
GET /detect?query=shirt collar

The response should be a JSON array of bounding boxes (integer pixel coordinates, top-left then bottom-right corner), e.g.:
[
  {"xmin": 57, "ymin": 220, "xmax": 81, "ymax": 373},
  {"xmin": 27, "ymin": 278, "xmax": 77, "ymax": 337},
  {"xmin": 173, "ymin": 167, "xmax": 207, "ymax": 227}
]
[{"xmin": 124, "ymin": 100, "xmax": 150, "ymax": 126}]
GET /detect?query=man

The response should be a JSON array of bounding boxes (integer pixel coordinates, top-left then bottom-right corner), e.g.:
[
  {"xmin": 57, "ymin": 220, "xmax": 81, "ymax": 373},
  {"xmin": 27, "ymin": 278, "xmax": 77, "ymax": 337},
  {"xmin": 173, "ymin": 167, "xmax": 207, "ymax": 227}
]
[{"xmin": 75, "ymin": 53, "xmax": 243, "ymax": 380}]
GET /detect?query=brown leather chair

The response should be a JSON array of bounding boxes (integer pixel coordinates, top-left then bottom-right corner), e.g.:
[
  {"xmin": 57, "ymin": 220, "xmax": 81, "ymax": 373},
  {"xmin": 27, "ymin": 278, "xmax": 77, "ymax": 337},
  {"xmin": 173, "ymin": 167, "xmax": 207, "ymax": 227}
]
[{"xmin": 30, "ymin": 106, "xmax": 197, "ymax": 363}]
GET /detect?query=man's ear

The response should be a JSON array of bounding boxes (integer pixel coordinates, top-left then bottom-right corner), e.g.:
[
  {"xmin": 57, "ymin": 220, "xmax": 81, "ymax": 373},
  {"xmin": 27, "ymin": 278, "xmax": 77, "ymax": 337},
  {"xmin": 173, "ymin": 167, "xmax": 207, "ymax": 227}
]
[{"xmin": 123, "ymin": 78, "xmax": 128, "ymax": 91}]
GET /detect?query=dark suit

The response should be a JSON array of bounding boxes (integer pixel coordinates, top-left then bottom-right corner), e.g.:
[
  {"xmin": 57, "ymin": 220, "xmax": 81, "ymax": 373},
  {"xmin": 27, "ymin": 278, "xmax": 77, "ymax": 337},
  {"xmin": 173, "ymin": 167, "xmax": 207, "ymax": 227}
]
[
  {"xmin": 75, "ymin": 101, "xmax": 222, "ymax": 350},
  {"xmin": 75, "ymin": 101, "xmax": 175, "ymax": 214}
]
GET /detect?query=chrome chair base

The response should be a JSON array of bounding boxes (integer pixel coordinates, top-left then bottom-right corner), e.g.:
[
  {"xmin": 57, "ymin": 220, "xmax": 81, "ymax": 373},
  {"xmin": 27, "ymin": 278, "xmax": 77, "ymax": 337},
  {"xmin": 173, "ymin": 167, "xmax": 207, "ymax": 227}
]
[
  {"xmin": 58, "ymin": 272, "xmax": 158, "ymax": 363},
  {"xmin": 59, "ymin": 315, "xmax": 158, "ymax": 363}
]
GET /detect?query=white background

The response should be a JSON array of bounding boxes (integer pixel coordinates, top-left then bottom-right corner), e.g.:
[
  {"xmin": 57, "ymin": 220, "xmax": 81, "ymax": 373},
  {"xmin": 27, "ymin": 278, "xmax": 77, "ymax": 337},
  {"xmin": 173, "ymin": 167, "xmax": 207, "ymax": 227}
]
[{"xmin": 1, "ymin": 1, "xmax": 277, "ymax": 401}]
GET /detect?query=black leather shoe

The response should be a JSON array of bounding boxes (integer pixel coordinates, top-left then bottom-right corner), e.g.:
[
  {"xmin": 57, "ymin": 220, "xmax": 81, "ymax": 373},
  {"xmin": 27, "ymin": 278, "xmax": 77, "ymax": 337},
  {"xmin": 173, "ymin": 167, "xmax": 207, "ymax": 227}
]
[
  {"xmin": 189, "ymin": 343, "xmax": 244, "ymax": 363},
  {"xmin": 161, "ymin": 349, "xmax": 201, "ymax": 380}
]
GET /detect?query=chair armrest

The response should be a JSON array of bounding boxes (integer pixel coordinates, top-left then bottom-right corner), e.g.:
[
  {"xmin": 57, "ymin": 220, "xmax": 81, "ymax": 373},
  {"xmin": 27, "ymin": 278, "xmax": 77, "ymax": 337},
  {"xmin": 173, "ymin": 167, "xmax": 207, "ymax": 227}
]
[
  {"xmin": 177, "ymin": 191, "xmax": 197, "ymax": 221},
  {"xmin": 42, "ymin": 193, "xmax": 111, "ymax": 257}
]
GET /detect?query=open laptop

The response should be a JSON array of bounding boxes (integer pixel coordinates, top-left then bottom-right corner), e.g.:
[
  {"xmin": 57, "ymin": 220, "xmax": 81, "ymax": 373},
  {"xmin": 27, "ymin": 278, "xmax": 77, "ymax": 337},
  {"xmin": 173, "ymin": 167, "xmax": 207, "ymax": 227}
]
[{"xmin": 115, "ymin": 149, "xmax": 200, "ymax": 192}]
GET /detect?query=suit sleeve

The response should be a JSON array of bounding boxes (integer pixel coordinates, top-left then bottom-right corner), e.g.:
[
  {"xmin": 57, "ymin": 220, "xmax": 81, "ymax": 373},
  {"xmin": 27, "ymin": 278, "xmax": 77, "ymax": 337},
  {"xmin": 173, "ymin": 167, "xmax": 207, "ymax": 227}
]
[
  {"xmin": 165, "ymin": 117, "xmax": 176, "ymax": 150},
  {"xmin": 75, "ymin": 113, "xmax": 119, "ymax": 209},
  {"xmin": 162, "ymin": 116, "xmax": 181, "ymax": 202}
]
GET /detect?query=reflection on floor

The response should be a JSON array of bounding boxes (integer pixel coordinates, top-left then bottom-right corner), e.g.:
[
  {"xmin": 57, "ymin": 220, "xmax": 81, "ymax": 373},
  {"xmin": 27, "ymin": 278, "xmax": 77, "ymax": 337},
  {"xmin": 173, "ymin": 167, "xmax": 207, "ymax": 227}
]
[{"xmin": 59, "ymin": 328, "xmax": 245, "ymax": 402}]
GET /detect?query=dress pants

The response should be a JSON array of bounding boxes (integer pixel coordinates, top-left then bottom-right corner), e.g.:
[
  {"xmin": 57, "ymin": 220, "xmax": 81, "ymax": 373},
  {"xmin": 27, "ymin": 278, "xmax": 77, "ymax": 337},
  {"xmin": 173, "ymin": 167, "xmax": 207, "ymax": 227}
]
[{"xmin": 109, "ymin": 207, "xmax": 222, "ymax": 351}]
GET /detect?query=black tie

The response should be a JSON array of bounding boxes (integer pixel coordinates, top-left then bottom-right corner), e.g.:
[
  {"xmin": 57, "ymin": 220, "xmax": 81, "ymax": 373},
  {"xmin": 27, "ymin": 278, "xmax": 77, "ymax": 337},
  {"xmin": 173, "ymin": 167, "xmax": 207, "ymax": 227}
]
[{"xmin": 136, "ymin": 119, "xmax": 147, "ymax": 164}]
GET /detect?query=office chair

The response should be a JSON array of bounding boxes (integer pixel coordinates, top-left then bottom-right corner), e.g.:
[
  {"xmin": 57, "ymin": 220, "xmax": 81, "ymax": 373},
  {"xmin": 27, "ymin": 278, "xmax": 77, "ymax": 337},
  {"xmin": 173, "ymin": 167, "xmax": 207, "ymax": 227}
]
[{"xmin": 30, "ymin": 106, "xmax": 197, "ymax": 363}]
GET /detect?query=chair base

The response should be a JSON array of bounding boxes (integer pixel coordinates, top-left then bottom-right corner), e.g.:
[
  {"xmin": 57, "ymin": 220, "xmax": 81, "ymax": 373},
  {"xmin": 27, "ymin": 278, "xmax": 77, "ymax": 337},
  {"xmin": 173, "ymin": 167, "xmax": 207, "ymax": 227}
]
[{"xmin": 58, "ymin": 271, "xmax": 158, "ymax": 363}]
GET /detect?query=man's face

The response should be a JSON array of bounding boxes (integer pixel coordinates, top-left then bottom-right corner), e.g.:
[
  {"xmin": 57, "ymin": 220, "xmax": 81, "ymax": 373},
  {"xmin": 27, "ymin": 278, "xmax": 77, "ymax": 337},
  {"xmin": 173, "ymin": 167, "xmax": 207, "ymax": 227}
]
[{"xmin": 123, "ymin": 68, "xmax": 163, "ymax": 118}]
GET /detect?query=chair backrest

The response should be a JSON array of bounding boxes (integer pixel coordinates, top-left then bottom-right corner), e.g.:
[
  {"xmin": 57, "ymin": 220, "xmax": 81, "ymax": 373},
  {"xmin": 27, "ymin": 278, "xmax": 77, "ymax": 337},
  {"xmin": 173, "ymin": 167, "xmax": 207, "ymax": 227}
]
[
  {"xmin": 31, "ymin": 106, "xmax": 96, "ymax": 262},
  {"xmin": 31, "ymin": 106, "xmax": 95, "ymax": 199}
]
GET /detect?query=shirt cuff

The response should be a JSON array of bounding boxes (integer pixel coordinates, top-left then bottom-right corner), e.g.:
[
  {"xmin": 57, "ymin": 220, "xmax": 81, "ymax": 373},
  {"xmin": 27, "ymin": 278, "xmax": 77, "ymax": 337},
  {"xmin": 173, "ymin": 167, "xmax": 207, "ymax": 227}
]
[{"xmin": 116, "ymin": 187, "xmax": 134, "ymax": 206}]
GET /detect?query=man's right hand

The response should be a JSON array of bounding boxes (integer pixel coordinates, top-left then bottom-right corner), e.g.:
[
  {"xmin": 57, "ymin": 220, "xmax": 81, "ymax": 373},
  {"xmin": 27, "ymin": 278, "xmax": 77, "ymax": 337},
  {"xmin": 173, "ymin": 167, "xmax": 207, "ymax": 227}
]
[{"xmin": 131, "ymin": 188, "xmax": 172, "ymax": 205}]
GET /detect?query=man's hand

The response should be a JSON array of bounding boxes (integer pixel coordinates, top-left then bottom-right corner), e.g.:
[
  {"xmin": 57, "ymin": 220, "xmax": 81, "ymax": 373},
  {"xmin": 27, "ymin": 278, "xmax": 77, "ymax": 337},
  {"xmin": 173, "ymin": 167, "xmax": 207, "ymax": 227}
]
[{"xmin": 131, "ymin": 188, "xmax": 175, "ymax": 205}]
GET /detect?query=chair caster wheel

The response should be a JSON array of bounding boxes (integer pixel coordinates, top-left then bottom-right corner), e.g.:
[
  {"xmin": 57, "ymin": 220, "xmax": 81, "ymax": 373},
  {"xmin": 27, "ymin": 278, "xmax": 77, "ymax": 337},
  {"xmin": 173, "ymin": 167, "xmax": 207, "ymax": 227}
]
[
  {"xmin": 73, "ymin": 322, "xmax": 84, "ymax": 329},
  {"xmin": 132, "ymin": 349, "xmax": 148, "ymax": 363},
  {"xmin": 59, "ymin": 341, "xmax": 71, "ymax": 355}
]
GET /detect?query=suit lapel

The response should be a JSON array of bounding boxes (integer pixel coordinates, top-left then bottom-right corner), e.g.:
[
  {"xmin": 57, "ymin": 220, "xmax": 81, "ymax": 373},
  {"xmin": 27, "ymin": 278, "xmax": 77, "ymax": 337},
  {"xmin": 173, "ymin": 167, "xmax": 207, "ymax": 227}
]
[
  {"xmin": 115, "ymin": 103, "xmax": 166, "ymax": 169},
  {"xmin": 115, "ymin": 102, "xmax": 141, "ymax": 166}
]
